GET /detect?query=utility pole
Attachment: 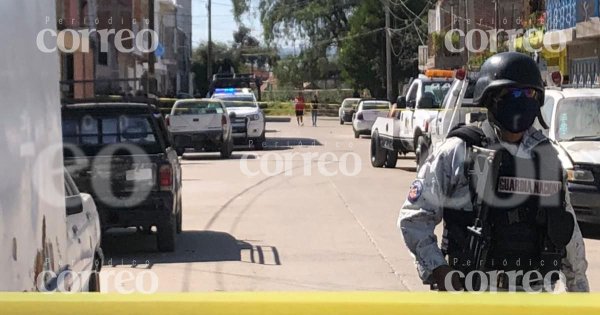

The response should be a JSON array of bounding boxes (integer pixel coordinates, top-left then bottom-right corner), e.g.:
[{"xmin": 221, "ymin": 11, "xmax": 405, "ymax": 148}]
[
  {"xmin": 494, "ymin": 0, "xmax": 499, "ymax": 49},
  {"xmin": 148, "ymin": 0, "xmax": 156, "ymax": 94},
  {"xmin": 385, "ymin": 4, "xmax": 393, "ymax": 101},
  {"xmin": 207, "ymin": 0, "xmax": 213, "ymax": 82}
]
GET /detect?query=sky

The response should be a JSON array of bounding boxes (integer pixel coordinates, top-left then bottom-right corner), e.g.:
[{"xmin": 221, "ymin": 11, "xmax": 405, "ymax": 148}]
[{"xmin": 191, "ymin": 0, "xmax": 263, "ymax": 47}]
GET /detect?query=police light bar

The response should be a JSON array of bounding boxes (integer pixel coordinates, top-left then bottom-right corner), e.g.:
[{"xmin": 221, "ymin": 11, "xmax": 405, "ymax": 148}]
[
  {"xmin": 424, "ymin": 69, "xmax": 455, "ymax": 79},
  {"xmin": 214, "ymin": 88, "xmax": 237, "ymax": 94},
  {"xmin": 214, "ymin": 88, "xmax": 252, "ymax": 95}
]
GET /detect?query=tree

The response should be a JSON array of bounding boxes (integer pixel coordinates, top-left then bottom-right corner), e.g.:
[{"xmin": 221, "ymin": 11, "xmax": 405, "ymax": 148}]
[
  {"xmin": 338, "ymin": 0, "xmax": 429, "ymax": 98},
  {"xmin": 231, "ymin": 0, "xmax": 430, "ymax": 96},
  {"xmin": 232, "ymin": 0, "xmax": 359, "ymax": 84},
  {"xmin": 191, "ymin": 42, "xmax": 242, "ymax": 97},
  {"xmin": 233, "ymin": 25, "xmax": 279, "ymax": 71}
]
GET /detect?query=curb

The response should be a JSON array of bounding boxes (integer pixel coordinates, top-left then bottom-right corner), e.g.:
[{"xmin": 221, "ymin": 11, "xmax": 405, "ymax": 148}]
[{"xmin": 266, "ymin": 116, "xmax": 292, "ymax": 123}]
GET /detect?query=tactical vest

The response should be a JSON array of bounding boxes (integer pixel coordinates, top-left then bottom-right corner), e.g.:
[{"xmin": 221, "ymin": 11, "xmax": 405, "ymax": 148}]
[{"xmin": 442, "ymin": 126, "xmax": 572, "ymax": 285}]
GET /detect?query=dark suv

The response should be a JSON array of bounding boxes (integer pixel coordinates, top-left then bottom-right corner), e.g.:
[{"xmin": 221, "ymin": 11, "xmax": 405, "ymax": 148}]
[{"xmin": 62, "ymin": 102, "xmax": 183, "ymax": 252}]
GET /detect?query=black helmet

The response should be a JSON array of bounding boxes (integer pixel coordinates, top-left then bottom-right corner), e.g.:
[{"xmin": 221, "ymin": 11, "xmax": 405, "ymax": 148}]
[
  {"xmin": 474, "ymin": 52, "xmax": 544, "ymax": 105},
  {"xmin": 473, "ymin": 52, "xmax": 548, "ymax": 130}
]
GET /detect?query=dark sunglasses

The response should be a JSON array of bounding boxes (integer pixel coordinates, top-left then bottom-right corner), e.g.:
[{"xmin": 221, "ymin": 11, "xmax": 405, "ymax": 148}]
[{"xmin": 497, "ymin": 87, "xmax": 539, "ymax": 100}]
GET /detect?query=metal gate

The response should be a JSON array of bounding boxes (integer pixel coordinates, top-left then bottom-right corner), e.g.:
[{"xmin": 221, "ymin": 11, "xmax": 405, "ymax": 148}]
[{"xmin": 571, "ymin": 57, "xmax": 600, "ymax": 88}]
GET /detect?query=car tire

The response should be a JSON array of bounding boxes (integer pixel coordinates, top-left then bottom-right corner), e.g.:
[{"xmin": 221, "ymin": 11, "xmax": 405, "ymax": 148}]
[
  {"xmin": 340, "ymin": 118, "xmax": 344, "ymax": 125},
  {"xmin": 370, "ymin": 132, "xmax": 386, "ymax": 168},
  {"xmin": 354, "ymin": 129, "xmax": 360, "ymax": 139},
  {"xmin": 175, "ymin": 148, "xmax": 185, "ymax": 157},
  {"xmin": 157, "ymin": 215, "xmax": 176, "ymax": 252},
  {"xmin": 415, "ymin": 135, "xmax": 430, "ymax": 172},
  {"xmin": 384, "ymin": 150, "xmax": 398, "ymax": 168},
  {"xmin": 176, "ymin": 195, "xmax": 183, "ymax": 234},
  {"xmin": 220, "ymin": 137, "xmax": 233, "ymax": 159},
  {"xmin": 254, "ymin": 134, "xmax": 266, "ymax": 151},
  {"xmin": 87, "ymin": 253, "xmax": 102, "ymax": 292},
  {"xmin": 87, "ymin": 270, "xmax": 101, "ymax": 292}
]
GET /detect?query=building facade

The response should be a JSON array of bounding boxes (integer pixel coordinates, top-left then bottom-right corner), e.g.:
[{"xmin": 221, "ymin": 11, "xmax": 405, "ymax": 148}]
[
  {"xmin": 546, "ymin": 0, "xmax": 600, "ymax": 86},
  {"xmin": 427, "ymin": 0, "xmax": 528, "ymax": 70},
  {"xmin": 56, "ymin": 0, "xmax": 193, "ymax": 98}
]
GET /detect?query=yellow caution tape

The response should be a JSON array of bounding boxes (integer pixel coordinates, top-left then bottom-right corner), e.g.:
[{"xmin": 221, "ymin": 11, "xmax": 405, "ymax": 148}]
[{"xmin": 0, "ymin": 292, "xmax": 599, "ymax": 315}]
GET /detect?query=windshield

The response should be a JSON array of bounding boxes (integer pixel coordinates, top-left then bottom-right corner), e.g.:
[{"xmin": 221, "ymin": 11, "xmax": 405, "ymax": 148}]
[
  {"xmin": 362, "ymin": 102, "xmax": 390, "ymax": 110},
  {"xmin": 342, "ymin": 99, "xmax": 359, "ymax": 108},
  {"xmin": 555, "ymin": 97, "xmax": 600, "ymax": 141},
  {"xmin": 62, "ymin": 114, "xmax": 160, "ymax": 155},
  {"xmin": 423, "ymin": 82, "xmax": 452, "ymax": 108},
  {"xmin": 172, "ymin": 102, "xmax": 224, "ymax": 115},
  {"xmin": 214, "ymin": 96, "xmax": 257, "ymax": 108}
]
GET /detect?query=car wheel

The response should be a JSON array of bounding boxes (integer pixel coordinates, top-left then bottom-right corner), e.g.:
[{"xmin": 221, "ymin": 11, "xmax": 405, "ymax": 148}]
[
  {"xmin": 176, "ymin": 195, "xmax": 183, "ymax": 234},
  {"xmin": 220, "ymin": 137, "xmax": 233, "ymax": 159},
  {"xmin": 384, "ymin": 150, "xmax": 398, "ymax": 168},
  {"xmin": 354, "ymin": 129, "xmax": 360, "ymax": 139},
  {"xmin": 87, "ymin": 270, "xmax": 101, "ymax": 292},
  {"xmin": 415, "ymin": 135, "xmax": 430, "ymax": 172},
  {"xmin": 254, "ymin": 134, "xmax": 266, "ymax": 151},
  {"xmin": 157, "ymin": 215, "xmax": 176, "ymax": 252},
  {"xmin": 340, "ymin": 118, "xmax": 344, "ymax": 125},
  {"xmin": 87, "ymin": 254, "xmax": 102, "ymax": 292},
  {"xmin": 370, "ymin": 132, "xmax": 386, "ymax": 168},
  {"xmin": 175, "ymin": 148, "xmax": 185, "ymax": 157}
]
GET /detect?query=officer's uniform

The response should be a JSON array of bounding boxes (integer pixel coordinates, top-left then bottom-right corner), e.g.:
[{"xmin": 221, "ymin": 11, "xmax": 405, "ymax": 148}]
[{"xmin": 398, "ymin": 120, "xmax": 590, "ymax": 292}]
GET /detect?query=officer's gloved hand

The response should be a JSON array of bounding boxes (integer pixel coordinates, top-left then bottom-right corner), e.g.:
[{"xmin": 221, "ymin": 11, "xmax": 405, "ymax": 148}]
[{"xmin": 432, "ymin": 265, "xmax": 464, "ymax": 292}]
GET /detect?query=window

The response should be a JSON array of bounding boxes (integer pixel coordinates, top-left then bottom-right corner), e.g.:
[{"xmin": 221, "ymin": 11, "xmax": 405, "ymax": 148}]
[
  {"xmin": 173, "ymin": 102, "xmax": 225, "ymax": 115},
  {"xmin": 98, "ymin": 51, "xmax": 108, "ymax": 66},
  {"xmin": 422, "ymin": 82, "xmax": 451, "ymax": 108},
  {"xmin": 362, "ymin": 102, "xmax": 390, "ymax": 110},
  {"xmin": 555, "ymin": 97, "xmax": 600, "ymax": 141},
  {"xmin": 62, "ymin": 114, "xmax": 160, "ymax": 156}
]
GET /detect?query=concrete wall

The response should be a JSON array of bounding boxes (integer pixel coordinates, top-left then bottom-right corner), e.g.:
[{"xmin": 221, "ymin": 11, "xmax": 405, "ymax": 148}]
[{"xmin": 0, "ymin": 0, "xmax": 68, "ymax": 291}]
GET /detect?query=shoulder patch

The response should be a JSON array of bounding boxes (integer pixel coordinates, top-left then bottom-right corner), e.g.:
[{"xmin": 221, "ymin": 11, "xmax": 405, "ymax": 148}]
[{"xmin": 407, "ymin": 180, "xmax": 424, "ymax": 203}]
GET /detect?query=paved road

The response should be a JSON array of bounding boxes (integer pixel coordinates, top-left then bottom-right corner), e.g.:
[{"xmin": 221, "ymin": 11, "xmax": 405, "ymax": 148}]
[{"xmin": 101, "ymin": 117, "xmax": 600, "ymax": 292}]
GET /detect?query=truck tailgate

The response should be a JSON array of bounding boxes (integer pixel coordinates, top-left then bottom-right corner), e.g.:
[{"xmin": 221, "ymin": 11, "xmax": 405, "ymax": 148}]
[
  {"xmin": 64, "ymin": 155, "xmax": 164, "ymax": 207},
  {"xmin": 169, "ymin": 114, "xmax": 222, "ymax": 133},
  {"xmin": 362, "ymin": 110, "xmax": 389, "ymax": 122}
]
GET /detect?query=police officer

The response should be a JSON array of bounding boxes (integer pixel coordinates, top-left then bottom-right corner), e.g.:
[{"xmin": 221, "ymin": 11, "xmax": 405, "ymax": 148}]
[{"xmin": 398, "ymin": 52, "xmax": 589, "ymax": 292}]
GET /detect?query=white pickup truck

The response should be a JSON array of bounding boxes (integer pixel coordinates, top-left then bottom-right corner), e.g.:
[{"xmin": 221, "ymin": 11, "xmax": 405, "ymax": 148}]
[
  {"xmin": 370, "ymin": 72, "xmax": 454, "ymax": 168},
  {"xmin": 167, "ymin": 99, "xmax": 234, "ymax": 158}
]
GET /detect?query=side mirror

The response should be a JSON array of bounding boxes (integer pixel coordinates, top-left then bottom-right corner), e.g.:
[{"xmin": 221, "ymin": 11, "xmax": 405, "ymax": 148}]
[
  {"xmin": 229, "ymin": 112, "xmax": 237, "ymax": 119},
  {"xmin": 66, "ymin": 195, "xmax": 84, "ymax": 216},
  {"xmin": 396, "ymin": 96, "xmax": 407, "ymax": 109},
  {"xmin": 418, "ymin": 96, "xmax": 435, "ymax": 109}
]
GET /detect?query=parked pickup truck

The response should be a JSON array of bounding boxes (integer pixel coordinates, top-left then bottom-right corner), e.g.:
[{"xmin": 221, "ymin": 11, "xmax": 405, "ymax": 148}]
[
  {"xmin": 537, "ymin": 87, "xmax": 600, "ymax": 226},
  {"xmin": 62, "ymin": 102, "xmax": 183, "ymax": 252},
  {"xmin": 370, "ymin": 70, "xmax": 454, "ymax": 168},
  {"xmin": 167, "ymin": 99, "xmax": 234, "ymax": 158}
]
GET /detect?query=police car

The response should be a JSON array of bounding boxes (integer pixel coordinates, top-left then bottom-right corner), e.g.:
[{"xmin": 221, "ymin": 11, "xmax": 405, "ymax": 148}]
[
  {"xmin": 212, "ymin": 88, "xmax": 266, "ymax": 149},
  {"xmin": 539, "ymin": 86, "xmax": 600, "ymax": 225}
]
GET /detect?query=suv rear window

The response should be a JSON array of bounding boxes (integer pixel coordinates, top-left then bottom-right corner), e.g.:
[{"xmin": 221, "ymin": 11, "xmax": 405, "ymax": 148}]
[{"xmin": 62, "ymin": 114, "xmax": 162, "ymax": 156}]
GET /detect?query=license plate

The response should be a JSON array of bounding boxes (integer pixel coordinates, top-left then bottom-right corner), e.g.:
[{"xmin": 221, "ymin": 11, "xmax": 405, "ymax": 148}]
[{"xmin": 125, "ymin": 168, "xmax": 153, "ymax": 181}]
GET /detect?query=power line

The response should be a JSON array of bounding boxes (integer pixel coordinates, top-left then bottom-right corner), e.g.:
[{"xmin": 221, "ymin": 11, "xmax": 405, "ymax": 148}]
[
  {"xmin": 310, "ymin": 27, "xmax": 385, "ymax": 47},
  {"xmin": 378, "ymin": 0, "xmax": 428, "ymax": 38}
]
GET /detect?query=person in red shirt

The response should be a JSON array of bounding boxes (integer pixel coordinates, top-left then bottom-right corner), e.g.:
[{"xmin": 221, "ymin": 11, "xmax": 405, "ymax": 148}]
[{"xmin": 294, "ymin": 92, "xmax": 305, "ymax": 126}]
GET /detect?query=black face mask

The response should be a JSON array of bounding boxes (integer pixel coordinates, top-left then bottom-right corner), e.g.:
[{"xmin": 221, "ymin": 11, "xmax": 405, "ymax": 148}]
[{"xmin": 492, "ymin": 97, "xmax": 540, "ymax": 133}]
